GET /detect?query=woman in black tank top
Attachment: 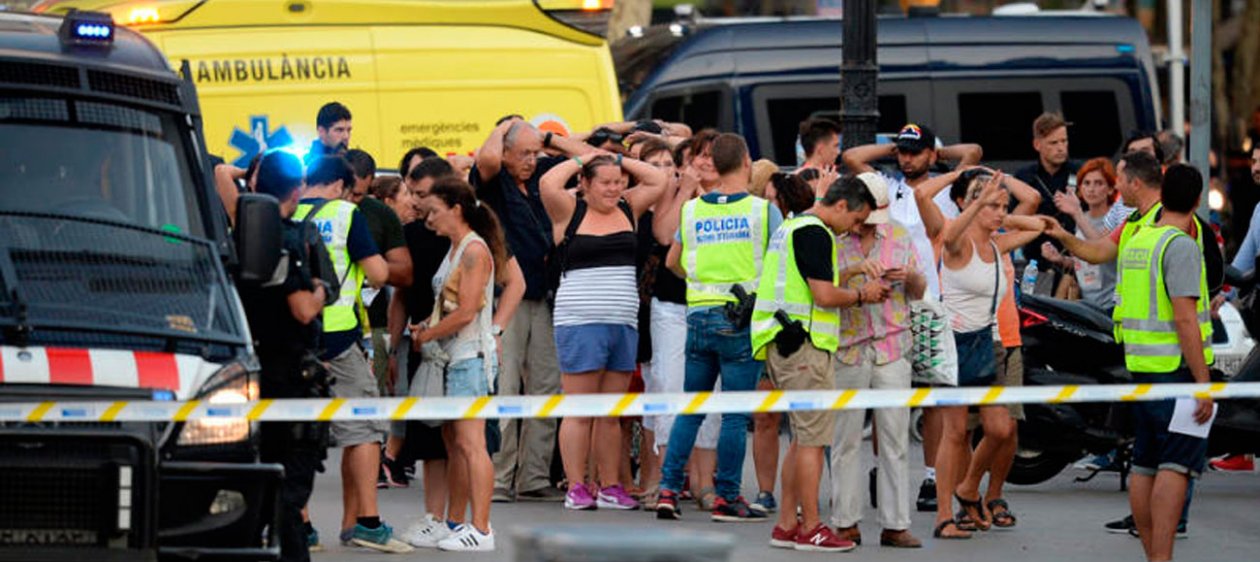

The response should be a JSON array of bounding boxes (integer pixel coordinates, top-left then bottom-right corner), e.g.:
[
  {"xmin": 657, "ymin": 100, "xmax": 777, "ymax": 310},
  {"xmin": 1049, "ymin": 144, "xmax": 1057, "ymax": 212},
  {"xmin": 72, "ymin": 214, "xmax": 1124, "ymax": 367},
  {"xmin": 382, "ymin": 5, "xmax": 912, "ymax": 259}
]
[{"xmin": 538, "ymin": 153, "xmax": 669, "ymax": 510}]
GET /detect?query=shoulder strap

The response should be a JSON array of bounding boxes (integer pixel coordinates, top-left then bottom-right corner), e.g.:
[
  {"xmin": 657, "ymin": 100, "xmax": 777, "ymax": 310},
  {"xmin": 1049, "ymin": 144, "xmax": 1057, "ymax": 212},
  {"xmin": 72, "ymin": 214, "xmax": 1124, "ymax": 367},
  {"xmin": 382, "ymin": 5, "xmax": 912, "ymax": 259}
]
[
  {"xmin": 989, "ymin": 240, "xmax": 1001, "ymax": 317},
  {"xmin": 618, "ymin": 198, "xmax": 635, "ymax": 230},
  {"xmin": 563, "ymin": 199, "xmax": 589, "ymax": 243},
  {"xmin": 299, "ymin": 199, "xmax": 331, "ymax": 231}
]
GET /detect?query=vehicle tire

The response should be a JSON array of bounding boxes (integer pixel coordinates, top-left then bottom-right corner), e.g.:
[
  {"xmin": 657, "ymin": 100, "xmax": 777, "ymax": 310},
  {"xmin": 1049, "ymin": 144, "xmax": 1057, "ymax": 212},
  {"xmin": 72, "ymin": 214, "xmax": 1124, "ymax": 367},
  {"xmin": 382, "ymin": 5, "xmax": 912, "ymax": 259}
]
[
  {"xmin": 970, "ymin": 426, "xmax": 1073, "ymax": 486},
  {"xmin": 910, "ymin": 408, "xmax": 924, "ymax": 443},
  {"xmin": 1004, "ymin": 446, "xmax": 1073, "ymax": 486}
]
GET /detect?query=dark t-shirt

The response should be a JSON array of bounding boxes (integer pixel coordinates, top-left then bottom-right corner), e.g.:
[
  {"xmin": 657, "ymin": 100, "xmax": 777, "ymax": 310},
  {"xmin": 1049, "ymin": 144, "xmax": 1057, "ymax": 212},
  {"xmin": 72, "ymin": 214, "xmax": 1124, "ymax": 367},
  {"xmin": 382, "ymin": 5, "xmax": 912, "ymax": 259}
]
[
  {"xmin": 358, "ymin": 197, "xmax": 406, "ymax": 328},
  {"xmin": 300, "ymin": 198, "xmax": 380, "ymax": 359},
  {"xmin": 1014, "ymin": 160, "xmax": 1080, "ymax": 270},
  {"xmin": 469, "ymin": 157, "xmax": 565, "ymax": 301},
  {"xmin": 793, "ymin": 224, "xmax": 835, "ymax": 283},
  {"xmin": 404, "ymin": 221, "xmax": 451, "ymax": 323},
  {"xmin": 239, "ymin": 220, "xmax": 319, "ymax": 398}
]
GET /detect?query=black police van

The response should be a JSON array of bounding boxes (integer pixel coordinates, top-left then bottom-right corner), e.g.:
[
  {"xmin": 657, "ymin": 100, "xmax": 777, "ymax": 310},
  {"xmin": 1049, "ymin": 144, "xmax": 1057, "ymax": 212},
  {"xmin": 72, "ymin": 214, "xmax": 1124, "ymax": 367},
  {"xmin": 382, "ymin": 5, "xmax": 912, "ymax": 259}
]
[
  {"xmin": 0, "ymin": 10, "xmax": 285, "ymax": 562},
  {"xmin": 617, "ymin": 13, "xmax": 1161, "ymax": 170}
]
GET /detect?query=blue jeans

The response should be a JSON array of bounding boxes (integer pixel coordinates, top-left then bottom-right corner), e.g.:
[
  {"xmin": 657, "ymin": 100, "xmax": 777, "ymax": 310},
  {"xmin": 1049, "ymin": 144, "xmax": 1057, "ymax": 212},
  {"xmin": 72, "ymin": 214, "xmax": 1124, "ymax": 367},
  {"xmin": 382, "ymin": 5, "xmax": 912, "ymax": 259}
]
[{"xmin": 660, "ymin": 307, "xmax": 763, "ymax": 501}]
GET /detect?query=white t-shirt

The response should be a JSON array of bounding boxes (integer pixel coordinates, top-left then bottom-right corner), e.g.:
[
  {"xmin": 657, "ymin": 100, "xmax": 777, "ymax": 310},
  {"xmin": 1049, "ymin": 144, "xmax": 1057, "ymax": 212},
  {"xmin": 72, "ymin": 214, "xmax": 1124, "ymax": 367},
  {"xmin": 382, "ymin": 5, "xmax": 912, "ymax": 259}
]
[{"xmin": 883, "ymin": 173, "xmax": 961, "ymax": 300}]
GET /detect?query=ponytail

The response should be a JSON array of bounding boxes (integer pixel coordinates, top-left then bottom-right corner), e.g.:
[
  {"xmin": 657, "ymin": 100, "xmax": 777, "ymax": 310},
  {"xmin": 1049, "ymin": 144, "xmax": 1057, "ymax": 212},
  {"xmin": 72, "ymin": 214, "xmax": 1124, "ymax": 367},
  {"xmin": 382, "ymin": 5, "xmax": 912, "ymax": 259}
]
[{"xmin": 429, "ymin": 177, "xmax": 509, "ymax": 283}]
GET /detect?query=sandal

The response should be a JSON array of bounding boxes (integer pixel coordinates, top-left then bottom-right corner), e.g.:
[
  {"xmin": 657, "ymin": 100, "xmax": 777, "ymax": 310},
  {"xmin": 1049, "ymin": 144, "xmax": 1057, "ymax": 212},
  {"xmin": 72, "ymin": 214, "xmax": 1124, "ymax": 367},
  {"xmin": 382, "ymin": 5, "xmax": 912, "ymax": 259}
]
[
  {"xmin": 988, "ymin": 498, "xmax": 1017, "ymax": 528},
  {"xmin": 933, "ymin": 519, "xmax": 973, "ymax": 540},
  {"xmin": 954, "ymin": 493, "xmax": 991, "ymax": 531}
]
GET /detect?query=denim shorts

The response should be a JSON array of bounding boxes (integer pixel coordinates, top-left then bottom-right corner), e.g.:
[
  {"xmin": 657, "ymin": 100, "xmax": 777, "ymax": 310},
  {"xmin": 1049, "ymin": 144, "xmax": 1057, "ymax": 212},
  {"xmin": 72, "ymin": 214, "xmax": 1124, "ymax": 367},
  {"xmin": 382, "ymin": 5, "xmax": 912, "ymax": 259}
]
[
  {"xmin": 1131, "ymin": 370, "xmax": 1209, "ymax": 478},
  {"xmin": 446, "ymin": 357, "xmax": 490, "ymax": 398},
  {"xmin": 954, "ymin": 326, "xmax": 997, "ymax": 387},
  {"xmin": 555, "ymin": 323, "xmax": 638, "ymax": 374}
]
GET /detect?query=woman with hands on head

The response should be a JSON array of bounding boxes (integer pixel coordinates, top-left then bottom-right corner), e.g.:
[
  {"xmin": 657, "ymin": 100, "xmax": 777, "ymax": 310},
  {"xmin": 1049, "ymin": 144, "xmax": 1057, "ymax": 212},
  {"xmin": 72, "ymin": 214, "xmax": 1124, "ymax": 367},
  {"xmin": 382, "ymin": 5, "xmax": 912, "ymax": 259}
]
[
  {"xmin": 929, "ymin": 171, "xmax": 1047, "ymax": 540},
  {"xmin": 537, "ymin": 150, "xmax": 669, "ymax": 512}
]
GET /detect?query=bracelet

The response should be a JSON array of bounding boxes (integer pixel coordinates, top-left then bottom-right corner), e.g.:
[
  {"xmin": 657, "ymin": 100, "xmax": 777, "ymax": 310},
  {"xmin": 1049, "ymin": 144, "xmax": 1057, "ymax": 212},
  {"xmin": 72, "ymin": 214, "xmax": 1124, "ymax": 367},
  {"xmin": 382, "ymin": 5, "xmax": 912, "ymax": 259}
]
[
  {"xmin": 815, "ymin": 197, "xmax": 825, "ymax": 202},
  {"xmin": 544, "ymin": 131, "xmax": 554, "ymax": 148},
  {"xmin": 615, "ymin": 154, "xmax": 624, "ymax": 166},
  {"xmin": 573, "ymin": 156, "xmax": 584, "ymax": 167},
  {"xmin": 856, "ymin": 290, "xmax": 864, "ymax": 305}
]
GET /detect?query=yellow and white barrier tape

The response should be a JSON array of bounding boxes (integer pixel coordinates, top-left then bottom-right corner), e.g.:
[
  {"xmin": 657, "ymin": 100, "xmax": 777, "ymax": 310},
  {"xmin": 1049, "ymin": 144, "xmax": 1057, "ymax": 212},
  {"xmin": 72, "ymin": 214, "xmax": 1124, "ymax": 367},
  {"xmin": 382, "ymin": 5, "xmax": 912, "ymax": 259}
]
[{"xmin": 3, "ymin": 382, "xmax": 1259, "ymax": 423}]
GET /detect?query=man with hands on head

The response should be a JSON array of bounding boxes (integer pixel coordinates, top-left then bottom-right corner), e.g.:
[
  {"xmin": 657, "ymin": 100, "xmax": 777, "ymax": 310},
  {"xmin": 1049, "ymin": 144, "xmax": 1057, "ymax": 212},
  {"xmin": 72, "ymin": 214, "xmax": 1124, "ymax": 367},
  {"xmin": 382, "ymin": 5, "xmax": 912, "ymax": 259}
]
[{"xmin": 470, "ymin": 116, "xmax": 589, "ymax": 503}]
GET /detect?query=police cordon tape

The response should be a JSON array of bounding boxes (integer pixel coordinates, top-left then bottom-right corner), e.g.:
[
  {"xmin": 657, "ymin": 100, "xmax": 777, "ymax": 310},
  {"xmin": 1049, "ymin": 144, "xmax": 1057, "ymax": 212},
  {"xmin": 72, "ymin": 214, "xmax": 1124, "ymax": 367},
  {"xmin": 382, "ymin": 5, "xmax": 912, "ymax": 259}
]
[{"xmin": 4, "ymin": 382, "xmax": 1260, "ymax": 423}]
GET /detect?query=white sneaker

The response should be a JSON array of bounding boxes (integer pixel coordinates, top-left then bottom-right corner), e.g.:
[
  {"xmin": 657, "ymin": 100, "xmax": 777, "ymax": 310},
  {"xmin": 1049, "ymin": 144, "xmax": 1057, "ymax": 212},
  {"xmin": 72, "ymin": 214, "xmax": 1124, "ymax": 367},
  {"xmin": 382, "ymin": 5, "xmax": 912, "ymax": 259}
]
[
  {"xmin": 437, "ymin": 524, "xmax": 495, "ymax": 552},
  {"xmin": 400, "ymin": 514, "xmax": 451, "ymax": 549}
]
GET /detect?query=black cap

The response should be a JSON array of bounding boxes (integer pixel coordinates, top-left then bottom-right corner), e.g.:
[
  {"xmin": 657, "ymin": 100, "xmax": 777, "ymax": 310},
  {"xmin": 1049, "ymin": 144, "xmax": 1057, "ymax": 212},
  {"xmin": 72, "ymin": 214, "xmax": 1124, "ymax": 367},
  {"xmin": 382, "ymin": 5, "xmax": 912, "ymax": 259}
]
[{"xmin": 894, "ymin": 123, "xmax": 936, "ymax": 153}]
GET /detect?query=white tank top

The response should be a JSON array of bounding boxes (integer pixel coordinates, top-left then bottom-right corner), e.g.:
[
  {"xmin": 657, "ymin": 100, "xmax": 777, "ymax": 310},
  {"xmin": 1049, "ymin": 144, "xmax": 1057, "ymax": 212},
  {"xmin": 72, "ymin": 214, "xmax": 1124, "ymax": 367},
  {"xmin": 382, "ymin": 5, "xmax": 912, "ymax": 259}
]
[
  {"xmin": 431, "ymin": 233, "xmax": 496, "ymax": 364},
  {"xmin": 941, "ymin": 239, "xmax": 1006, "ymax": 333}
]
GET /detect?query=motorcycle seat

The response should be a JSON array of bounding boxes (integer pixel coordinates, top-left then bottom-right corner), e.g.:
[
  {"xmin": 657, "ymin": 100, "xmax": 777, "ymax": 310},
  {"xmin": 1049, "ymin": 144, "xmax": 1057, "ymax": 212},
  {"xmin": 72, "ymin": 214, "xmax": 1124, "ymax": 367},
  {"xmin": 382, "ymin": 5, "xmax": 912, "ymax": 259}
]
[{"xmin": 1023, "ymin": 293, "xmax": 1115, "ymax": 335}]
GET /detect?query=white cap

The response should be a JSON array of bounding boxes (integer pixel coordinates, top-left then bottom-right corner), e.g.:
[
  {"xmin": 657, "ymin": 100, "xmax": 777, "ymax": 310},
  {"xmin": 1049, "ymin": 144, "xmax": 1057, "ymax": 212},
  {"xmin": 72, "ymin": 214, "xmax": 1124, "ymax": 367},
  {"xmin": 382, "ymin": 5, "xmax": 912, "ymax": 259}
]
[{"xmin": 857, "ymin": 172, "xmax": 890, "ymax": 225}]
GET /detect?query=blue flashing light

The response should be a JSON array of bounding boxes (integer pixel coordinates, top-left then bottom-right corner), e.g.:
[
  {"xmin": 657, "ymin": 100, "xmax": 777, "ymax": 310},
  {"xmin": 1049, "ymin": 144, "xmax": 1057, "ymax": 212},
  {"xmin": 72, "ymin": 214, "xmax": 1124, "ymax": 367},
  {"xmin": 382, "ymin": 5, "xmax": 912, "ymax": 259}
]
[
  {"xmin": 74, "ymin": 23, "xmax": 113, "ymax": 40},
  {"xmin": 1116, "ymin": 44, "xmax": 1135, "ymax": 54},
  {"xmin": 60, "ymin": 9, "xmax": 115, "ymax": 47}
]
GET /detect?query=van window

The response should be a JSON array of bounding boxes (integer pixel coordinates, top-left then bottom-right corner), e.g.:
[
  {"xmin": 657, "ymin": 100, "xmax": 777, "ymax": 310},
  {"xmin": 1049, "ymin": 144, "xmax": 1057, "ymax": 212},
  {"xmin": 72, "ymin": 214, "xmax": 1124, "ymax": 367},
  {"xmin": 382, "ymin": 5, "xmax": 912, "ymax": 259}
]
[
  {"xmin": 1061, "ymin": 90, "xmax": 1123, "ymax": 160},
  {"xmin": 759, "ymin": 92, "xmax": 909, "ymax": 164},
  {"xmin": 958, "ymin": 92, "xmax": 1043, "ymax": 162},
  {"xmin": 652, "ymin": 90, "xmax": 721, "ymax": 132}
]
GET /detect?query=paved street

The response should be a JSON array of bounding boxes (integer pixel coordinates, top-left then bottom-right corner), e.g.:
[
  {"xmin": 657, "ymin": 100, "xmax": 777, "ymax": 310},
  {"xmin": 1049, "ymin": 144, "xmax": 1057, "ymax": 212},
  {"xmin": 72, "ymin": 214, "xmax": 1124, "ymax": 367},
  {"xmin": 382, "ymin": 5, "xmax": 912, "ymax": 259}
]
[{"xmin": 309, "ymin": 438, "xmax": 1260, "ymax": 561}]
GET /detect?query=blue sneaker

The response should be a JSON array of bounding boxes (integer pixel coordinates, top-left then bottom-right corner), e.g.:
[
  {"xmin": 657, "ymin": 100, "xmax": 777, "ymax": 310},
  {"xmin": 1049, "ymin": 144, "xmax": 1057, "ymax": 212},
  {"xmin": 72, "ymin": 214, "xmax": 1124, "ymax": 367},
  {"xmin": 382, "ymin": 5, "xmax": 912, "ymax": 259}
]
[
  {"xmin": 307, "ymin": 527, "xmax": 323, "ymax": 552},
  {"xmin": 750, "ymin": 491, "xmax": 777, "ymax": 515},
  {"xmin": 1075, "ymin": 451, "xmax": 1120, "ymax": 472},
  {"xmin": 349, "ymin": 522, "xmax": 414, "ymax": 553}
]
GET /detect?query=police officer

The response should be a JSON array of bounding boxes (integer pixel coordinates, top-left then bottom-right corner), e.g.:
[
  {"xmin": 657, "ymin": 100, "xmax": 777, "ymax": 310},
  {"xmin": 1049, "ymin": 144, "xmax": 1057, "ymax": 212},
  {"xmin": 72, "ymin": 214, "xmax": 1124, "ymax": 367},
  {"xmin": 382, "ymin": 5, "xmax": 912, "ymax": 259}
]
[
  {"xmin": 750, "ymin": 176, "xmax": 885, "ymax": 552},
  {"xmin": 1114, "ymin": 164, "xmax": 1213, "ymax": 562},
  {"xmin": 238, "ymin": 150, "xmax": 334, "ymax": 562},
  {"xmin": 292, "ymin": 156, "xmax": 404, "ymax": 552},
  {"xmin": 655, "ymin": 133, "xmax": 782, "ymax": 521}
]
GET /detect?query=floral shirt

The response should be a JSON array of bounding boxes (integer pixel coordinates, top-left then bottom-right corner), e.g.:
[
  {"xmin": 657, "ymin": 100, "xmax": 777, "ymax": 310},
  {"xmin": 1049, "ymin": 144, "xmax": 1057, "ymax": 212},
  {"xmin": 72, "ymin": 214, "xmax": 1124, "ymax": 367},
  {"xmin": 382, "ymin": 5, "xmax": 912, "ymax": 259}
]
[{"xmin": 835, "ymin": 222, "xmax": 918, "ymax": 366}]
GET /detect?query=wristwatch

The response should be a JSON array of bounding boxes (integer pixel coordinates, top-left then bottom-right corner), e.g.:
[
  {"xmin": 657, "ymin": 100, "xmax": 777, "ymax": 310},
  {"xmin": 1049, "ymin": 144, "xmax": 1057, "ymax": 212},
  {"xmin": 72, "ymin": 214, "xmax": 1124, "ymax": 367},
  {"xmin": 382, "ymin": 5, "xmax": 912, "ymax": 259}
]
[{"xmin": 491, "ymin": 325, "xmax": 504, "ymax": 338}]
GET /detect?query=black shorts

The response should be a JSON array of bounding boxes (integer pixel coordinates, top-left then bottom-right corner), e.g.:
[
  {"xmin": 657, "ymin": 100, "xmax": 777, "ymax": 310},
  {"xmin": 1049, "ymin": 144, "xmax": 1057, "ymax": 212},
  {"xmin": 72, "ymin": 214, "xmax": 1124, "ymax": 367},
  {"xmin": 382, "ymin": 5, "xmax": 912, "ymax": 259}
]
[{"xmin": 1131, "ymin": 370, "xmax": 1209, "ymax": 478}]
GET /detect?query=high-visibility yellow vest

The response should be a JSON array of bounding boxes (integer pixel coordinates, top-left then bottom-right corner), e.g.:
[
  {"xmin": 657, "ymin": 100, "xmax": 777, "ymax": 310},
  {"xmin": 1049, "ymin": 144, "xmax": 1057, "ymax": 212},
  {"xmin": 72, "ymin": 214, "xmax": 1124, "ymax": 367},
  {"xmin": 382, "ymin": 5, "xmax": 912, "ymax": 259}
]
[
  {"xmin": 679, "ymin": 195, "xmax": 771, "ymax": 308},
  {"xmin": 1115, "ymin": 224, "xmax": 1213, "ymax": 373},
  {"xmin": 750, "ymin": 214, "xmax": 840, "ymax": 360},
  {"xmin": 294, "ymin": 199, "xmax": 365, "ymax": 333},
  {"xmin": 1116, "ymin": 202, "xmax": 1162, "ymax": 253}
]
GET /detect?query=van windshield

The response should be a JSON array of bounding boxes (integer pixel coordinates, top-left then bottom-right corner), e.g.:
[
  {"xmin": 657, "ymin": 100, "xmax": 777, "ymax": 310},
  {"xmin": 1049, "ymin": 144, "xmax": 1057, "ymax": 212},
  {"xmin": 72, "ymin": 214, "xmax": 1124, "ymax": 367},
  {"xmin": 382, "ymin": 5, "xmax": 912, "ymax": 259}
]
[{"xmin": 0, "ymin": 96, "xmax": 245, "ymax": 352}]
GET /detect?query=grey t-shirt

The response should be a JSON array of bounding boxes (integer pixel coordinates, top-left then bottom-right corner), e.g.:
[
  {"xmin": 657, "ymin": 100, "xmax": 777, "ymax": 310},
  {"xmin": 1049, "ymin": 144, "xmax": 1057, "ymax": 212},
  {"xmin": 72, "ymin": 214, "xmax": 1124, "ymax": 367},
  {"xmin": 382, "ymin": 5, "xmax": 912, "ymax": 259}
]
[
  {"xmin": 1075, "ymin": 213, "xmax": 1118, "ymax": 310},
  {"xmin": 1162, "ymin": 235, "xmax": 1203, "ymax": 299}
]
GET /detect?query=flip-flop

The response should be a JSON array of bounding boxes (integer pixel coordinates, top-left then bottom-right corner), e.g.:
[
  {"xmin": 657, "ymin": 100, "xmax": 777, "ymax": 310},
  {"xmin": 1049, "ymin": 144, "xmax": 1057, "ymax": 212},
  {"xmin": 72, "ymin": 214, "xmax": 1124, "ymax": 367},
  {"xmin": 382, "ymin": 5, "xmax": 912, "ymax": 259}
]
[
  {"xmin": 933, "ymin": 519, "xmax": 973, "ymax": 540},
  {"xmin": 954, "ymin": 492, "xmax": 991, "ymax": 531},
  {"xmin": 988, "ymin": 498, "xmax": 1017, "ymax": 528}
]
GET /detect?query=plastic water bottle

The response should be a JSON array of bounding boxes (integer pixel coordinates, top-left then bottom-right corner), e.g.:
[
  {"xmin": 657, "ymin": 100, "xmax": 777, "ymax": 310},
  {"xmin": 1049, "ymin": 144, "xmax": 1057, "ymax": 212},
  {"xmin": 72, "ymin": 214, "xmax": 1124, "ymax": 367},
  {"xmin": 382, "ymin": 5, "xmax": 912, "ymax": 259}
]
[{"xmin": 1021, "ymin": 259, "xmax": 1040, "ymax": 296}]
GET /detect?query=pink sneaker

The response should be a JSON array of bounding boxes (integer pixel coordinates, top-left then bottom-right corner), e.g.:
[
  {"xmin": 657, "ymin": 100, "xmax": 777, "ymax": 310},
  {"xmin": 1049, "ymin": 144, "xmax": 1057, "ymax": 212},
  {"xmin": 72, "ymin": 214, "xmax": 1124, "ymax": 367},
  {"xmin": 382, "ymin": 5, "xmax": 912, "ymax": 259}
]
[
  {"xmin": 564, "ymin": 483, "xmax": 597, "ymax": 511},
  {"xmin": 596, "ymin": 485, "xmax": 641, "ymax": 510}
]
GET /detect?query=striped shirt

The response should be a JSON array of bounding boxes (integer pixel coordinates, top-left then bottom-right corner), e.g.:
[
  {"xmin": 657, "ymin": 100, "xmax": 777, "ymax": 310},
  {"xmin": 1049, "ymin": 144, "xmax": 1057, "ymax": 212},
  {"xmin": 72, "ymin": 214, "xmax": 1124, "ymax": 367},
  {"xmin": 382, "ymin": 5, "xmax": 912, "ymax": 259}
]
[{"xmin": 553, "ymin": 229, "xmax": 639, "ymax": 328}]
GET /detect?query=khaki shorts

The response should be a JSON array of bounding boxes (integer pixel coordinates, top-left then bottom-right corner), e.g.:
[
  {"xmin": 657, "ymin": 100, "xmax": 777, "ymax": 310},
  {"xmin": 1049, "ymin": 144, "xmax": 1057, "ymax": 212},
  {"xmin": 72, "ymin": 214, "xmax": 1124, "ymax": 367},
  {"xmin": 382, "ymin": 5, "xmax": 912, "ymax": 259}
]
[
  {"xmin": 765, "ymin": 342, "xmax": 835, "ymax": 447},
  {"xmin": 328, "ymin": 345, "xmax": 388, "ymax": 447},
  {"xmin": 967, "ymin": 344, "xmax": 1025, "ymax": 430}
]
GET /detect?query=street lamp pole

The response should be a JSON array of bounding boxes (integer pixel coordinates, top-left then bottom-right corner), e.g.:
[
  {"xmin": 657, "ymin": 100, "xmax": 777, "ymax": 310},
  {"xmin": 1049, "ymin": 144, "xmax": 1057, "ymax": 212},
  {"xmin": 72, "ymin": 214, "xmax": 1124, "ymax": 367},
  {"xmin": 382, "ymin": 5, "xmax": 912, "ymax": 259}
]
[{"xmin": 840, "ymin": 0, "xmax": 879, "ymax": 152}]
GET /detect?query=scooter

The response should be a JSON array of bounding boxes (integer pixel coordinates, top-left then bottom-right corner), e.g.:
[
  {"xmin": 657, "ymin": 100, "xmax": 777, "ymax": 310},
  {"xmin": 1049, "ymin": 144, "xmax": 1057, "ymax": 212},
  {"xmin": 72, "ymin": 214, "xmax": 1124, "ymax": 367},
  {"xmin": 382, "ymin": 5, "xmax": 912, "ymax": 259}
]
[{"xmin": 1008, "ymin": 293, "xmax": 1132, "ymax": 486}]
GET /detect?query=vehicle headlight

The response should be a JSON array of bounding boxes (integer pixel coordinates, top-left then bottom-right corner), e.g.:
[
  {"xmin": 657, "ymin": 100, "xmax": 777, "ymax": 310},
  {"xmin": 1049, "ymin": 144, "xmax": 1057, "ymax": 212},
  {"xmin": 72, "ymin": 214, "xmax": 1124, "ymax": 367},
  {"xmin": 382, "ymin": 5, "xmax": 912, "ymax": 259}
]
[{"xmin": 177, "ymin": 361, "xmax": 259, "ymax": 446}]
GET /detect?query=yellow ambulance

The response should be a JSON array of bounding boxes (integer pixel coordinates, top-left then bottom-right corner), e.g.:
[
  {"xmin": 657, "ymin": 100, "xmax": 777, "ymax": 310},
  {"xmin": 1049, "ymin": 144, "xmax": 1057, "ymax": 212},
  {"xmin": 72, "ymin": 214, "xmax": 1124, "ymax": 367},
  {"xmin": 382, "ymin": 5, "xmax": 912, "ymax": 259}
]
[{"xmin": 35, "ymin": 0, "xmax": 624, "ymax": 168}]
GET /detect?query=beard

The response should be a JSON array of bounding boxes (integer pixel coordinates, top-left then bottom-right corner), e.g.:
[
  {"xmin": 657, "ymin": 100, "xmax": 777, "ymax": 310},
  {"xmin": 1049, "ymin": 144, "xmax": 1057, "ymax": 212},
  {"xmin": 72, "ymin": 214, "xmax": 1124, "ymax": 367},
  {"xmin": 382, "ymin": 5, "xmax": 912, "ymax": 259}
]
[{"xmin": 902, "ymin": 166, "xmax": 928, "ymax": 181}]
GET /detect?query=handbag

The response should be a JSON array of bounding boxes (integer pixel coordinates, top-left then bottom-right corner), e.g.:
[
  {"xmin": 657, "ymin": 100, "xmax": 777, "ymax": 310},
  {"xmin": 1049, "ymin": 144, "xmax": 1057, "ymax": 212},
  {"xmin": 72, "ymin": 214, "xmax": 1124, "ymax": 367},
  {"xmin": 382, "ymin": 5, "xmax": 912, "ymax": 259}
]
[
  {"xmin": 909, "ymin": 299, "xmax": 958, "ymax": 386},
  {"xmin": 410, "ymin": 341, "xmax": 450, "ymax": 428},
  {"xmin": 911, "ymin": 240, "xmax": 1001, "ymax": 386}
]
